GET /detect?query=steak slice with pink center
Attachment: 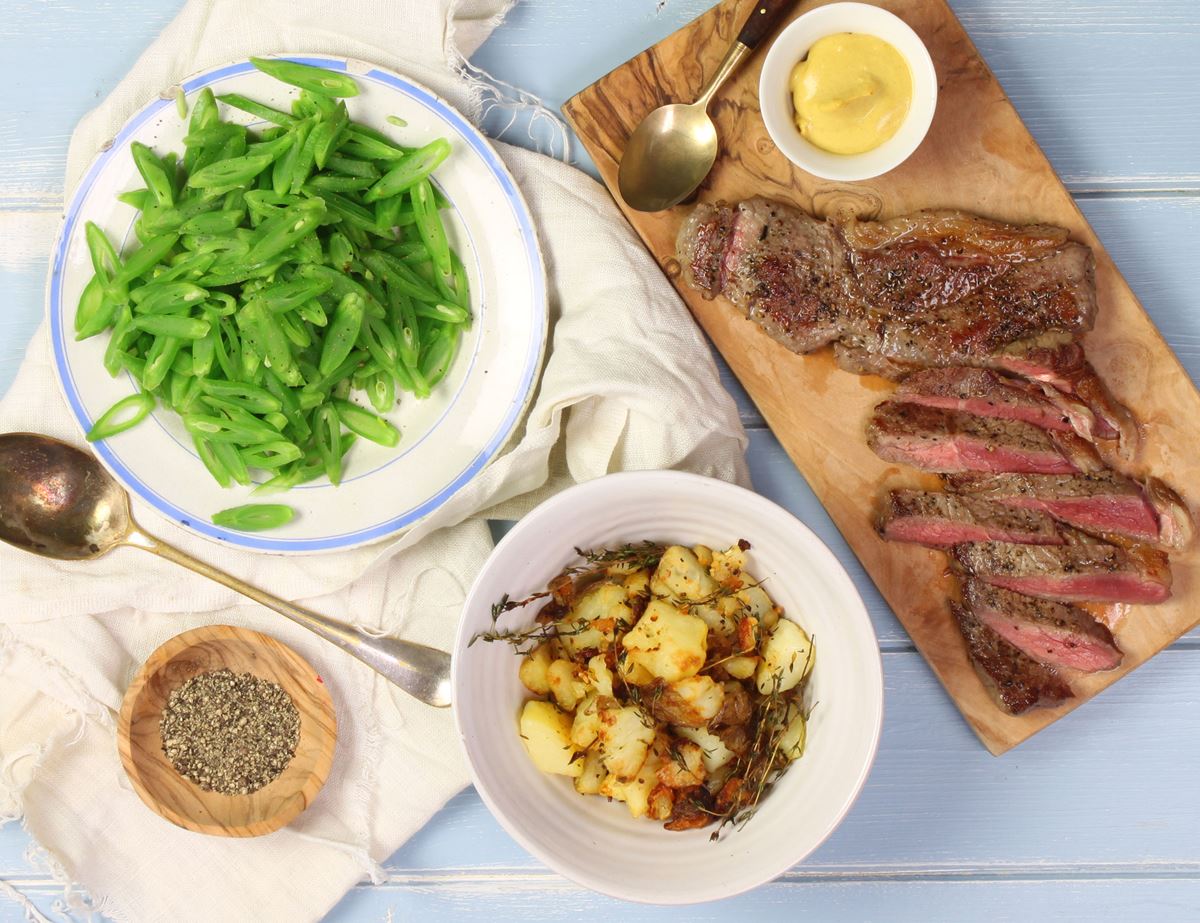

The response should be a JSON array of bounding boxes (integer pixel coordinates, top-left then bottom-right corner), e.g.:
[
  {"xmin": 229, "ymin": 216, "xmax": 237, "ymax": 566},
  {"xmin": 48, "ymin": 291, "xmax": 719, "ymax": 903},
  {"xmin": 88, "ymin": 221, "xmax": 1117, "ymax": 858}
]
[
  {"xmin": 950, "ymin": 602, "xmax": 1074, "ymax": 715},
  {"xmin": 945, "ymin": 471, "xmax": 1170, "ymax": 545},
  {"xmin": 892, "ymin": 366, "xmax": 1103, "ymax": 442},
  {"xmin": 867, "ymin": 402, "xmax": 1101, "ymax": 475},
  {"xmin": 990, "ymin": 342, "xmax": 1135, "ymax": 454},
  {"xmin": 951, "ymin": 530, "xmax": 1172, "ymax": 604},
  {"xmin": 878, "ymin": 489, "xmax": 1063, "ymax": 546},
  {"xmin": 963, "ymin": 580, "xmax": 1123, "ymax": 673}
]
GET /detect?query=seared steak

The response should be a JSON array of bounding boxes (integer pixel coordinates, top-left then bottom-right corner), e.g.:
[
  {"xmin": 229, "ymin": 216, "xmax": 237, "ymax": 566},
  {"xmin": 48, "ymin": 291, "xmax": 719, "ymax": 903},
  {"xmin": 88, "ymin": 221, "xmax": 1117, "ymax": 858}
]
[
  {"xmin": 676, "ymin": 198, "xmax": 1138, "ymax": 454},
  {"xmin": 893, "ymin": 367, "xmax": 1098, "ymax": 438},
  {"xmin": 678, "ymin": 198, "xmax": 851, "ymax": 354},
  {"xmin": 879, "ymin": 490, "xmax": 1062, "ymax": 546},
  {"xmin": 964, "ymin": 581, "xmax": 1123, "ymax": 673},
  {"xmin": 946, "ymin": 471, "xmax": 1171, "ymax": 546},
  {"xmin": 677, "ymin": 198, "xmax": 1096, "ymax": 369},
  {"xmin": 952, "ymin": 531, "xmax": 1172, "ymax": 604},
  {"xmin": 867, "ymin": 402, "xmax": 1101, "ymax": 475},
  {"xmin": 950, "ymin": 602, "xmax": 1074, "ymax": 715}
]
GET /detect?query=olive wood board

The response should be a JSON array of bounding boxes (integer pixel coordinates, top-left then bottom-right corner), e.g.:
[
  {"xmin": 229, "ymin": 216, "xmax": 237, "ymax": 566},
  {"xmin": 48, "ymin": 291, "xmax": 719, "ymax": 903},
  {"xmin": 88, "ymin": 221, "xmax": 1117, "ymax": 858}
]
[
  {"xmin": 117, "ymin": 624, "xmax": 337, "ymax": 836},
  {"xmin": 562, "ymin": 0, "xmax": 1200, "ymax": 755}
]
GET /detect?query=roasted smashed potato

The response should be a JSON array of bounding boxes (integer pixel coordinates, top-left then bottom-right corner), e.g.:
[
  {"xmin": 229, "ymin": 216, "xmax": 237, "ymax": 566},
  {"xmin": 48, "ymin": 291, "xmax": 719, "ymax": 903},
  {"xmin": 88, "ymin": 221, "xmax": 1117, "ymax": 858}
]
[{"xmin": 486, "ymin": 541, "xmax": 816, "ymax": 834}]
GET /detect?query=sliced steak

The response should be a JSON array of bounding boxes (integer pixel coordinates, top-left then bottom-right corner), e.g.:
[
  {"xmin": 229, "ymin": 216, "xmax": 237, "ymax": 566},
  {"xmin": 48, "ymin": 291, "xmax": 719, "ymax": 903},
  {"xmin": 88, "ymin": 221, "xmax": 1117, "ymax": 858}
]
[
  {"xmin": 878, "ymin": 490, "xmax": 1063, "ymax": 546},
  {"xmin": 990, "ymin": 342, "xmax": 1135, "ymax": 453},
  {"xmin": 867, "ymin": 402, "xmax": 1101, "ymax": 475},
  {"xmin": 946, "ymin": 471, "xmax": 1164, "ymax": 544},
  {"xmin": 952, "ymin": 531, "xmax": 1172, "ymax": 604},
  {"xmin": 950, "ymin": 602, "xmax": 1074, "ymax": 715},
  {"xmin": 892, "ymin": 367, "xmax": 1095, "ymax": 436},
  {"xmin": 964, "ymin": 581, "xmax": 1123, "ymax": 673}
]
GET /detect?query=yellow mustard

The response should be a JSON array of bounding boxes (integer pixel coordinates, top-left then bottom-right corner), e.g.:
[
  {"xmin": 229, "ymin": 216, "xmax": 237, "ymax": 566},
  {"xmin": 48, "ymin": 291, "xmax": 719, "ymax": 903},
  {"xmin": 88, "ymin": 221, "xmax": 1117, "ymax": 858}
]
[{"xmin": 789, "ymin": 33, "xmax": 912, "ymax": 155}]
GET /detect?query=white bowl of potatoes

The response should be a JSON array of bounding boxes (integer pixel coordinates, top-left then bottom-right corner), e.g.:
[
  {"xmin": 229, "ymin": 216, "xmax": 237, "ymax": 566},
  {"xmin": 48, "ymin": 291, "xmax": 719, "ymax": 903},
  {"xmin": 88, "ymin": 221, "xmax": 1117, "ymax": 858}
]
[{"xmin": 452, "ymin": 470, "xmax": 883, "ymax": 904}]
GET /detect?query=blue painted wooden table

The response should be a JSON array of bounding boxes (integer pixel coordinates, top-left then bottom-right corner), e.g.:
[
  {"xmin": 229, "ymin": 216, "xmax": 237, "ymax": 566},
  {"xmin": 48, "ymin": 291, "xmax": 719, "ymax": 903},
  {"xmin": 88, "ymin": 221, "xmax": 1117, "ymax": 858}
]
[{"xmin": 2, "ymin": 1, "xmax": 1200, "ymax": 919}]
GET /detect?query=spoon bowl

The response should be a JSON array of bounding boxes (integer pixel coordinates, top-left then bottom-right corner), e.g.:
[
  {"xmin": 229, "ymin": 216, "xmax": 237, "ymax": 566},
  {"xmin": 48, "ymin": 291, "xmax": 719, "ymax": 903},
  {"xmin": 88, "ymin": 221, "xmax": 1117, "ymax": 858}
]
[
  {"xmin": 616, "ymin": 0, "xmax": 794, "ymax": 212},
  {"xmin": 0, "ymin": 432, "xmax": 130, "ymax": 560},
  {"xmin": 617, "ymin": 103, "xmax": 719, "ymax": 213},
  {"xmin": 0, "ymin": 431, "xmax": 453, "ymax": 707}
]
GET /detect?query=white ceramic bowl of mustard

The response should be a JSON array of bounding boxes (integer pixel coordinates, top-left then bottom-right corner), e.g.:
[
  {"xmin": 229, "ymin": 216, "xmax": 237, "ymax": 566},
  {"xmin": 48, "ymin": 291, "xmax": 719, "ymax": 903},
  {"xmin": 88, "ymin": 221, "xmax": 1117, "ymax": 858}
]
[
  {"xmin": 759, "ymin": 2, "xmax": 937, "ymax": 182},
  {"xmin": 451, "ymin": 470, "xmax": 884, "ymax": 904}
]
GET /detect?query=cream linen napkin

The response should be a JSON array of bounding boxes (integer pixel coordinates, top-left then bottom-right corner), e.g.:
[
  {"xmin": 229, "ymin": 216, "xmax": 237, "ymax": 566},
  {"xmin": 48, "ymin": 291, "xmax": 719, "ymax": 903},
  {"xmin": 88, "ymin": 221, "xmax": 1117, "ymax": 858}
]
[{"xmin": 0, "ymin": 1, "xmax": 749, "ymax": 920}]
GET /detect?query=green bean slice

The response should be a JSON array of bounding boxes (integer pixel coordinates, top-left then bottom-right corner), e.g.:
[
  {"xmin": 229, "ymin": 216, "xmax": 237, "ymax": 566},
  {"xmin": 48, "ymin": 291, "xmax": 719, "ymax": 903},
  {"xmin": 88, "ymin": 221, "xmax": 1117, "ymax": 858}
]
[
  {"xmin": 212, "ymin": 503, "xmax": 296, "ymax": 531},
  {"xmin": 87, "ymin": 392, "xmax": 156, "ymax": 442},
  {"xmin": 332, "ymin": 398, "xmax": 400, "ymax": 448},
  {"xmin": 250, "ymin": 57, "xmax": 359, "ymax": 98}
]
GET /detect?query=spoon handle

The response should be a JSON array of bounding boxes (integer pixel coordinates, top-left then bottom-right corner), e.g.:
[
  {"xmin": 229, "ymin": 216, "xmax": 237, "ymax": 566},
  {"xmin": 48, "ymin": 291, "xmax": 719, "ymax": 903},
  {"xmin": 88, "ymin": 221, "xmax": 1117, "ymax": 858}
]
[
  {"xmin": 736, "ymin": 0, "xmax": 795, "ymax": 50},
  {"xmin": 695, "ymin": 0, "xmax": 795, "ymax": 108},
  {"xmin": 125, "ymin": 528, "xmax": 452, "ymax": 707}
]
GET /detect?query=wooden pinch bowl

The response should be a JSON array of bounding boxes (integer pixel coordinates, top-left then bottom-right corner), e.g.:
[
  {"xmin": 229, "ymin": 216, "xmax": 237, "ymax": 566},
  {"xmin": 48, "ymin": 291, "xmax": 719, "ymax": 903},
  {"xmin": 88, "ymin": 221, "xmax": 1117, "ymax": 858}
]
[{"xmin": 117, "ymin": 625, "xmax": 337, "ymax": 837}]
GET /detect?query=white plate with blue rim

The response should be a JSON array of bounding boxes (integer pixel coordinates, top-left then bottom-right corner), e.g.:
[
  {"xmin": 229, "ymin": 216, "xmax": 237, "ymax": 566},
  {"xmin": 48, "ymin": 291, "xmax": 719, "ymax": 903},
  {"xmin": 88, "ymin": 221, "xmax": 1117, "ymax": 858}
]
[{"xmin": 47, "ymin": 55, "xmax": 547, "ymax": 553}]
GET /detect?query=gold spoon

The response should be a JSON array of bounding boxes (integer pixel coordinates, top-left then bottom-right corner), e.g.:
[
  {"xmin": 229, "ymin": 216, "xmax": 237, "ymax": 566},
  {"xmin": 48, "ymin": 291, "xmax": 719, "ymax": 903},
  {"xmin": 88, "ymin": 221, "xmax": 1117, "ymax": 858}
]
[
  {"xmin": 0, "ymin": 432, "xmax": 452, "ymax": 707},
  {"xmin": 617, "ymin": 0, "xmax": 794, "ymax": 212}
]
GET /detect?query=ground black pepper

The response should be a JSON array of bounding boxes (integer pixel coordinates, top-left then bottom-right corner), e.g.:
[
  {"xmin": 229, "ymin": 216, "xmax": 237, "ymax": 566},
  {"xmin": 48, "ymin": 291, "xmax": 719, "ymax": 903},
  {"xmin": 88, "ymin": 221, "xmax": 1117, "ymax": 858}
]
[{"xmin": 160, "ymin": 669, "xmax": 300, "ymax": 795}]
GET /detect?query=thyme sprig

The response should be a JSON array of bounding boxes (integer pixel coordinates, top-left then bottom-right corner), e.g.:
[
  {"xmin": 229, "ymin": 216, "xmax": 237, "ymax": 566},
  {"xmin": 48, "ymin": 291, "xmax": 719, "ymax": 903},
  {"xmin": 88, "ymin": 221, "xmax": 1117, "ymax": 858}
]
[
  {"xmin": 471, "ymin": 542, "xmax": 668, "ymax": 654},
  {"xmin": 708, "ymin": 636, "xmax": 817, "ymax": 841},
  {"xmin": 573, "ymin": 541, "xmax": 666, "ymax": 573},
  {"xmin": 469, "ymin": 592, "xmax": 588, "ymax": 655}
]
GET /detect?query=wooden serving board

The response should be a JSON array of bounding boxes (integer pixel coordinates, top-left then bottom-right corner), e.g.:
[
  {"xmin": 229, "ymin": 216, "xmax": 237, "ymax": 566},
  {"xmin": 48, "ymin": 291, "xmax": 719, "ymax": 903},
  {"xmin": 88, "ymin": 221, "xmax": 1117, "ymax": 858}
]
[{"xmin": 562, "ymin": 0, "xmax": 1200, "ymax": 754}]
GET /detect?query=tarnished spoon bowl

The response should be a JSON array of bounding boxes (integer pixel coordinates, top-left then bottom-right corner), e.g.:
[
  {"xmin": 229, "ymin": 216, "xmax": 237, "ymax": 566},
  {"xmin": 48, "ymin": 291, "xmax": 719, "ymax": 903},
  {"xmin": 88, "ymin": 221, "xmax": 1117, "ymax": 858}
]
[
  {"xmin": 0, "ymin": 432, "xmax": 132, "ymax": 560},
  {"xmin": 0, "ymin": 432, "xmax": 452, "ymax": 707},
  {"xmin": 616, "ymin": 0, "xmax": 794, "ymax": 212}
]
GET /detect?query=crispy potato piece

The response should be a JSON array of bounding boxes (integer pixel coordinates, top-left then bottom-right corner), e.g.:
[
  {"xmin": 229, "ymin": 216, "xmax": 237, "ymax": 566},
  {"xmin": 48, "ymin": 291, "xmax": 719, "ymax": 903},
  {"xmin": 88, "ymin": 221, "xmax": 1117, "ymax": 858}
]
[
  {"xmin": 673, "ymin": 725, "xmax": 736, "ymax": 774},
  {"xmin": 622, "ymin": 599, "xmax": 707, "ymax": 682},
  {"xmin": 691, "ymin": 545, "xmax": 714, "ymax": 568},
  {"xmin": 616, "ymin": 652, "xmax": 655, "ymax": 687},
  {"xmin": 737, "ymin": 584, "xmax": 780, "ymax": 630},
  {"xmin": 570, "ymin": 692, "xmax": 602, "ymax": 749},
  {"xmin": 559, "ymin": 582, "xmax": 631, "ymax": 658},
  {"xmin": 623, "ymin": 568, "xmax": 651, "ymax": 597},
  {"xmin": 519, "ymin": 701, "xmax": 581, "ymax": 777},
  {"xmin": 657, "ymin": 739, "xmax": 707, "ymax": 788},
  {"xmin": 597, "ymin": 703, "xmax": 656, "ymax": 780},
  {"xmin": 663, "ymin": 785, "xmax": 714, "ymax": 831},
  {"xmin": 651, "ymin": 546, "xmax": 717, "ymax": 601},
  {"xmin": 692, "ymin": 601, "xmax": 736, "ymax": 636},
  {"xmin": 518, "ymin": 642, "xmax": 553, "ymax": 695},
  {"xmin": 599, "ymin": 747, "xmax": 661, "ymax": 818},
  {"xmin": 587, "ymin": 655, "xmax": 614, "ymax": 697},
  {"xmin": 547, "ymin": 658, "xmax": 588, "ymax": 710},
  {"xmin": 723, "ymin": 654, "xmax": 758, "ymax": 680},
  {"xmin": 648, "ymin": 783, "xmax": 675, "ymax": 821},
  {"xmin": 709, "ymin": 544, "xmax": 747, "ymax": 586},
  {"xmin": 755, "ymin": 618, "xmax": 815, "ymax": 695},
  {"xmin": 574, "ymin": 748, "xmax": 607, "ymax": 795},
  {"xmin": 779, "ymin": 703, "xmax": 807, "ymax": 761}
]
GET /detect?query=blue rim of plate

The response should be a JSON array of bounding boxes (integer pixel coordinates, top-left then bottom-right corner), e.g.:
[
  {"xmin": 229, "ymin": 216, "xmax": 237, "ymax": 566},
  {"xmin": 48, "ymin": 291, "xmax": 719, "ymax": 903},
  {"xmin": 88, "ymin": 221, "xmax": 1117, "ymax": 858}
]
[{"xmin": 47, "ymin": 56, "xmax": 547, "ymax": 553}]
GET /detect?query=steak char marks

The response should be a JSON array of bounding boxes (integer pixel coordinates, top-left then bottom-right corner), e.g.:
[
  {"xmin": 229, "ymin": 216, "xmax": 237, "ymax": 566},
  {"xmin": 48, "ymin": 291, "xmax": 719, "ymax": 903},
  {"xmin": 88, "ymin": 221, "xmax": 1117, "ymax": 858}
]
[{"xmin": 678, "ymin": 198, "xmax": 1097, "ymax": 372}]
